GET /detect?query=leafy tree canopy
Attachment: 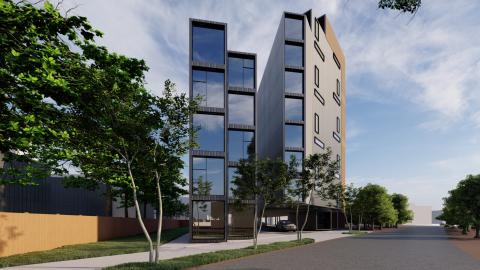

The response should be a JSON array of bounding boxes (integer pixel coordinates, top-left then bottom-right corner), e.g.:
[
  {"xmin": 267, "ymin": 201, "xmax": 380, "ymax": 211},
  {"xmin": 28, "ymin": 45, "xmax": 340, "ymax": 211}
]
[{"xmin": 378, "ymin": 0, "xmax": 421, "ymax": 13}]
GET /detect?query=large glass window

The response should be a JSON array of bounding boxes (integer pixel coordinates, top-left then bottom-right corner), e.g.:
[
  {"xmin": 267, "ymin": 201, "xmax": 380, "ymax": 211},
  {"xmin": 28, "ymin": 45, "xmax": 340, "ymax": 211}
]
[
  {"xmin": 228, "ymin": 204, "xmax": 254, "ymax": 238},
  {"xmin": 285, "ymin": 44, "xmax": 303, "ymax": 67},
  {"xmin": 192, "ymin": 70, "xmax": 224, "ymax": 108},
  {"xmin": 285, "ymin": 98, "xmax": 303, "ymax": 121},
  {"xmin": 228, "ymin": 94, "xmax": 254, "ymax": 125},
  {"xmin": 193, "ymin": 114, "xmax": 224, "ymax": 151},
  {"xmin": 285, "ymin": 124, "xmax": 303, "ymax": 148},
  {"xmin": 228, "ymin": 57, "xmax": 254, "ymax": 89},
  {"xmin": 192, "ymin": 201, "xmax": 225, "ymax": 240},
  {"xmin": 228, "ymin": 130, "xmax": 254, "ymax": 162},
  {"xmin": 285, "ymin": 18, "xmax": 303, "ymax": 40},
  {"xmin": 192, "ymin": 157, "xmax": 224, "ymax": 196},
  {"xmin": 192, "ymin": 26, "xmax": 224, "ymax": 64},
  {"xmin": 284, "ymin": 151, "xmax": 303, "ymax": 172},
  {"xmin": 285, "ymin": 71, "xmax": 303, "ymax": 94}
]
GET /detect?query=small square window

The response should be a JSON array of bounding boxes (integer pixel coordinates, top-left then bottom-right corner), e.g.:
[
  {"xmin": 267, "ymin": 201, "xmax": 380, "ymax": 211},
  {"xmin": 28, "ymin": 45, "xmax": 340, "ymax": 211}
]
[{"xmin": 314, "ymin": 66, "xmax": 319, "ymax": 87}]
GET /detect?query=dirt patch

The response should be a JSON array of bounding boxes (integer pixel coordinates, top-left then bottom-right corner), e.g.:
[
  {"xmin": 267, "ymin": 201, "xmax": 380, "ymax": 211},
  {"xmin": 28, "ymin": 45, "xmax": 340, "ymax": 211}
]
[{"xmin": 446, "ymin": 227, "xmax": 480, "ymax": 261}]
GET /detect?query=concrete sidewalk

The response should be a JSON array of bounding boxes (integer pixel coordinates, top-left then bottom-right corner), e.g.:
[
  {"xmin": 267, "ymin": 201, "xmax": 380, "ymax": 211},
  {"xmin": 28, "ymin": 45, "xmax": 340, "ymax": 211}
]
[{"xmin": 9, "ymin": 230, "xmax": 350, "ymax": 270}]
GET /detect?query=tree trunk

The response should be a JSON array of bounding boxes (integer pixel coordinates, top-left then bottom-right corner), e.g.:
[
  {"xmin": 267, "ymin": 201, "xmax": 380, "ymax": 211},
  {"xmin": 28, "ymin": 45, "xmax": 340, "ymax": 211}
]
[
  {"xmin": 295, "ymin": 202, "xmax": 300, "ymax": 241},
  {"xmin": 255, "ymin": 202, "xmax": 267, "ymax": 250},
  {"xmin": 349, "ymin": 207, "xmax": 353, "ymax": 232},
  {"xmin": 475, "ymin": 224, "xmax": 480, "ymax": 239},
  {"xmin": 372, "ymin": 220, "xmax": 375, "ymax": 231},
  {"xmin": 300, "ymin": 189, "xmax": 314, "ymax": 240},
  {"xmin": 252, "ymin": 198, "xmax": 258, "ymax": 248},
  {"xmin": 154, "ymin": 172, "xmax": 163, "ymax": 263},
  {"xmin": 127, "ymin": 162, "xmax": 154, "ymax": 263}
]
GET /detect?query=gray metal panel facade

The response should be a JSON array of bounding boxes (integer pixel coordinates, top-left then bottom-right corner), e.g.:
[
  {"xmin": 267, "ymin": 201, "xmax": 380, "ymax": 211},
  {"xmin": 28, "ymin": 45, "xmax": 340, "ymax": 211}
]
[{"xmin": 257, "ymin": 15, "xmax": 285, "ymax": 160}]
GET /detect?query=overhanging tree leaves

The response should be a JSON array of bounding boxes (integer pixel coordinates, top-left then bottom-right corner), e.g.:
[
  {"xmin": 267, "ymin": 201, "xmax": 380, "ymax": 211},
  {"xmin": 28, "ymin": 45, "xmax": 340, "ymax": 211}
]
[
  {"xmin": 0, "ymin": 0, "xmax": 102, "ymax": 185},
  {"xmin": 378, "ymin": 0, "xmax": 421, "ymax": 13}
]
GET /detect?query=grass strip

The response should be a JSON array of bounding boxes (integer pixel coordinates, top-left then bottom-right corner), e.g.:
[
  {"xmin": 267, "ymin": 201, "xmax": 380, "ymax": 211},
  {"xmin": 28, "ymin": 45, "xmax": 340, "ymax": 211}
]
[
  {"xmin": 0, "ymin": 227, "xmax": 188, "ymax": 267},
  {"xmin": 107, "ymin": 238, "xmax": 314, "ymax": 270}
]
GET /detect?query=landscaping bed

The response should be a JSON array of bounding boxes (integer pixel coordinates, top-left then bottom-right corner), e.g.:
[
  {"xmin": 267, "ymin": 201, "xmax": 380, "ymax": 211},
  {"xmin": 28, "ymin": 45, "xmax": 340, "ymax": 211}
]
[{"xmin": 107, "ymin": 238, "xmax": 314, "ymax": 270}]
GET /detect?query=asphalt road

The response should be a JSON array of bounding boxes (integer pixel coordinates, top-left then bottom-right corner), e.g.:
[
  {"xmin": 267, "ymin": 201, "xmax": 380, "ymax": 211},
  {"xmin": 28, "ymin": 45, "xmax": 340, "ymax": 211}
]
[{"xmin": 196, "ymin": 226, "xmax": 480, "ymax": 270}]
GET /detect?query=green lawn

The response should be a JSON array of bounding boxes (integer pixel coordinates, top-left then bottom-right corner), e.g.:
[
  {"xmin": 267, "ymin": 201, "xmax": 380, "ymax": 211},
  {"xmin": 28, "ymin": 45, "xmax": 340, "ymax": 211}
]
[
  {"xmin": 0, "ymin": 227, "xmax": 188, "ymax": 268},
  {"xmin": 107, "ymin": 238, "xmax": 314, "ymax": 270}
]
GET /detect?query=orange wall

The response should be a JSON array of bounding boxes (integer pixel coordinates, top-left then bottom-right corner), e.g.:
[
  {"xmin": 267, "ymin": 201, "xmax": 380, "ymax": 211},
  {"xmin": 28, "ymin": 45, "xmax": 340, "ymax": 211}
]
[{"xmin": 0, "ymin": 212, "xmax": 187, "ymax": 257}]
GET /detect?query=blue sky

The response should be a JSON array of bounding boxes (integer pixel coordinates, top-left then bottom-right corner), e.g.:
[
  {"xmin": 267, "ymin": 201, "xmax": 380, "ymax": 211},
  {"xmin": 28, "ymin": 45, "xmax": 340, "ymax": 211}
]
[{"xmin": 61, "ymin": 0, "xmax": 480, "ymax": 209}]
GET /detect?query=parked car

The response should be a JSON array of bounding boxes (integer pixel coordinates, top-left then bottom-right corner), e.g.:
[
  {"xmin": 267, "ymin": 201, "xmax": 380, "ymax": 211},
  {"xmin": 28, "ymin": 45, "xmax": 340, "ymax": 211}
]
[{"xmin": 276, "ymin": 220, "xmax": 297, "ymax": 232}]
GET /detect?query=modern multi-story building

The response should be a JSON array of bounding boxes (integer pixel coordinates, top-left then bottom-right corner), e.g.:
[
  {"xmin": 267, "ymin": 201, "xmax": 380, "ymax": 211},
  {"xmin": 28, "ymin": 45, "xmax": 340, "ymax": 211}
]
[
  {"xmin": 258, "ymin": 11, "xmax": 346, "ymax": 230},
  {"xmin": 189, "ymin": 9, "xmax": 345, "ymax": 242},
  {"xmin": 189, "ymin": 19, "xmax": 257, "ymax": 242}
]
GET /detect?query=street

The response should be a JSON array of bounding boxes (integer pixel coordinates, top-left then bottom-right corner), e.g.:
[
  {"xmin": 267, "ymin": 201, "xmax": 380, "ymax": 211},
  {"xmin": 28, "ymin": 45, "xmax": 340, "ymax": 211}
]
[{"xmin": 196, "ymin": 226, "xmax": 480, "ymax": 270}]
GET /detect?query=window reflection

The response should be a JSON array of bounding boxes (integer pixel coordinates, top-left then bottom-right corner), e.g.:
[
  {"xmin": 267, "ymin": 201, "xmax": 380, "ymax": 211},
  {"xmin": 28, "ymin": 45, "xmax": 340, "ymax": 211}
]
[
  {"xmin": 192, "ymin": 70, "xmax": 224, "ymax": 108},
  {"xmin": 228, "ymin": 204, "xmax": 254, "ymax": 238},
  {"xmin": 193, "ymin": 114, "xmax": 224, "ymax": 151},
  {"xmin": 192, "ymin": 157, "xmax": 224, "ymax": 196},
  {"xmin": 285, "ymin": 18, "xmax": 303, "ymax": 40},
  {"xmin": 228, "ymin": 130, "xmax": 254, "ymax": 162},
  {"xmin": 192, "ymin": 26, "xmax": 224, "ymax": 64},
  {"xmin": 285, "ymin": 44, "xmax": 303, "ymax": 67},
  {"xmin": 285, "ymin": 98, "xmax": 303, "ymax": 121},
  {"xmin": 228, "ymin": 94, "xmax": 254, "ymax": 125},
  {"xmin": 228, "ymin": 57, "xmax": 255, "ymax": 89},
  {"xmin": 192, "ymin": 201, "xmax": 225, "ymax": 239},
  {"xmin": 228, "ymin": 167, "xmax": 238, "ymax": 198},
  {"xmin": 284, "ymin": 151, "xmax": 303, "ymax": 172},
  {"xmin": 285, "ymin": 71, "xmax": 303, "ymax": 93},
  {"xmin": 285, "ymin": 124, "xmax": 303, "ymax": 148}
]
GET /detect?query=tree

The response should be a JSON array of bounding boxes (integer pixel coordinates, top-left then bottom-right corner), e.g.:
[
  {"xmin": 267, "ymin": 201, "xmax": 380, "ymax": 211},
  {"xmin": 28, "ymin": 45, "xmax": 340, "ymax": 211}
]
[
  {"xmin": 438, "ymin": 175, "xmax": 480, "ymax": 238},
  {"xmin": 232, "ymin": 158, "xmax": 290, "ymax": 249},
  {"xmin": 285, "ymin": 155, "xmax": 306, "ymax": 241},
  {"xmin": 0, "ymin": 0, "xmax": 103, "ymax": 185},
  {"xmin": 391, "ymin": 193, "xmax": 413, "ymax": 227},
  {"xmin": 328, "ymin": 182, "xmax": 359, "ymax": 232},
  {"xmin": 354, "ymin": 184, "xmax": 397, "ymax": 230},
  {"xmin": 378, "ymin": 0, "xmax": 421, "ymax": 13},
  {"xmin": 297, "ymin": 148, "xmax": 338, "ymax": 240}
]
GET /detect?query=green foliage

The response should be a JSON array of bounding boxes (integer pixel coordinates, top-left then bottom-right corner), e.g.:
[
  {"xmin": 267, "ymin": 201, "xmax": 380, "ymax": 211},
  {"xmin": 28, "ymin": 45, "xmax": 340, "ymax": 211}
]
[
  {"xmin": 391, "ymin": 193, "xmax": 413, "ymax": 225},
  {"xmin": 0, "ymin": 0, "xmax": 103, "ymax": 184},
  {"xmin": 378, "ymin": 0, "xmax": 421, "ymax": 13},
  {"xmin": 354, "ymin": 184, "xmax": 397, "ymax": 227},
  {"xmin": 106, "ymin": 238, "xmax": 314, "ymax": 270},
  {"xmin": 0, "ymin": 227, "xmax": 188, "ymax": 267},
  {"xmin": 438, "ymin": 174, "xmax": 480, "ymax": 238}
]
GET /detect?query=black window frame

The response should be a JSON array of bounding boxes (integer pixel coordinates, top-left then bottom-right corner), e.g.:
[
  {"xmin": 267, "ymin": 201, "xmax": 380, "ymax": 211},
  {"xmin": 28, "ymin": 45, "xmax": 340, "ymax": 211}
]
[
  {"xmin": 228, "ymin": 56, "xmax": 255, "ymax": 89},
  {"xmin": 336, "ymin": 116, "xmax": 341, "ymax": 134},
  {"xmin": 314, "ymin": 113, "xmax": 319, "ymax": 134},
  {"xmin": 314, "ymin": 41, "xmax": 325, "ymax": 62},
  {"xmin": 314, "ymin": 89, "xmax": 325, "ymax": 105},
  {"xmin": 314, "ymin": 65, "xmax": 319, "ymax": 87},
  {"xmin": 336, "ymin": 79, "xmax": 341, "ymax": 97},
  {"xmin": 333, "ymin": 131, "xmax": 341, "ymax": 143},
  {"xmin": 314, "ymin": 137, "xmax": 325, "ymax": 149},
  {"xmin": 333, "ymin": 53, "xmax": 341, "ymax": 69}
]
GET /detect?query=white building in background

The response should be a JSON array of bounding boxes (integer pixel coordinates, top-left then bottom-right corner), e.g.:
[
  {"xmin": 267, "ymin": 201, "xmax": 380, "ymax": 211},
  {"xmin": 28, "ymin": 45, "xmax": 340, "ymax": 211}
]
[{"xmin": 407, "ymin": 204, "xmax": 433, "ymax": 225}]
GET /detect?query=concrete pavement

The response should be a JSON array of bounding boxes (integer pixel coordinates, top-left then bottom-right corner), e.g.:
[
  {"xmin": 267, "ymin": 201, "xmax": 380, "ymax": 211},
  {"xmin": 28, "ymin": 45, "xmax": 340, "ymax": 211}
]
[
  {"xmin": 9, "ymin": 230, "xmax": 349, "ymax": 270},
  {"xmin": 198, "ymin": 225, "xmax": 480, "ymax": 270}
]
